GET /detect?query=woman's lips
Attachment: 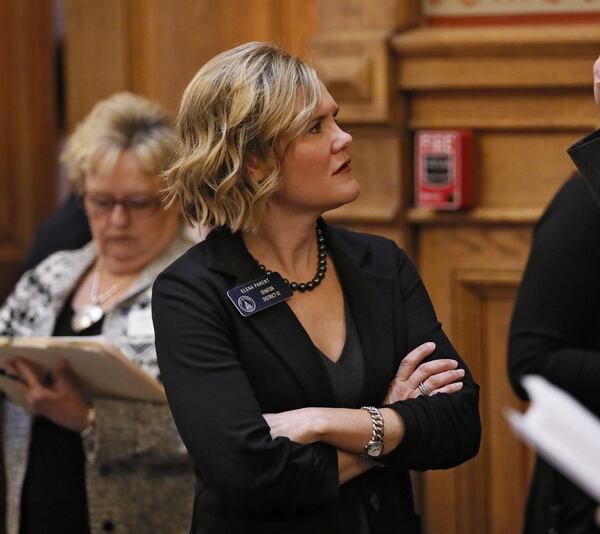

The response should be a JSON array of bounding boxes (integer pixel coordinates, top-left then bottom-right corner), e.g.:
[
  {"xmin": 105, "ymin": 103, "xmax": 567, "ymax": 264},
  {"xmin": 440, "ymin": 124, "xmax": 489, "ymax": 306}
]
[{"xmin": 333, "ymin": 159, "xmax": 352, "ymax": 175}]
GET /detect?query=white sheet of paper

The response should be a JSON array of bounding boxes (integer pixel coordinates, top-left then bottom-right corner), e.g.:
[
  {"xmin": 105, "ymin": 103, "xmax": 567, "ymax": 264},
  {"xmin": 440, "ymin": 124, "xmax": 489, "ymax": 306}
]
[{"xmin": 506, "ymin": 375, "xmax": 600, "ymax": 501}]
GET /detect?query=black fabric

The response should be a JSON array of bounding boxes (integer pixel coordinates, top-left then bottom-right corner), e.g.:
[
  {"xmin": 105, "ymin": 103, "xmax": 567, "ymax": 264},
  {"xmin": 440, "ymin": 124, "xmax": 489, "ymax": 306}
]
[
  {"xmin": 317, "ymin": 302, "xmax": 369, "ymax": 534},
  {"xmin": 152, "ymin": 221, "xmax": 481, "ymax": 534},
  {"xmin": 508, "ymin": 165, "xmax": 600, "ymax": 530},
  {"xmin": 20, "ymin": 194, "xmax": 91, "ymax": 274},
  {"xmin": 318, "ymin": 301, "xmax": 364, "ymax": 409},
  {"xmin": 19, "ymin": 301, "xmax": 102, "ymax": 534}
]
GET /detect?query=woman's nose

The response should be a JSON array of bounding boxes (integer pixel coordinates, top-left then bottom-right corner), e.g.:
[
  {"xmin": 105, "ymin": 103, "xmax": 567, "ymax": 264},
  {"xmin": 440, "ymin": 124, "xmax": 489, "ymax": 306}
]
[
  {"xmin": 109, "ymin": 202, "xmax": 131, "ymax": 226},
  {"xmin": 332, "ymin": 124, "xmax": 352, "ymax": 153}
]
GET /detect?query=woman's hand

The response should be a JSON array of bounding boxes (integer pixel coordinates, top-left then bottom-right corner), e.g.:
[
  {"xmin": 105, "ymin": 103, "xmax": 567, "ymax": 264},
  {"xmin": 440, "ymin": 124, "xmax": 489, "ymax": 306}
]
[
  {"xmin": 384, "ymin": 342, "xmax": 464, "ymax": 404},
  {"xmin": 263, "ymin": 407, "xmax": 321, "ymax": 445},
  {"xmin": 9, "ymin": 358, "xmax": 91, "ymax": 432}
]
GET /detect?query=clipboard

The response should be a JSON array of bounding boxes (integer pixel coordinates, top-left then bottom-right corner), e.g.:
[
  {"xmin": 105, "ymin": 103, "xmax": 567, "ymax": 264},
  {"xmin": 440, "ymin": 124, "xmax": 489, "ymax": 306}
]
[{"xmin": 0, "ymin": 336, "xmax": 165, "ymax": 407}]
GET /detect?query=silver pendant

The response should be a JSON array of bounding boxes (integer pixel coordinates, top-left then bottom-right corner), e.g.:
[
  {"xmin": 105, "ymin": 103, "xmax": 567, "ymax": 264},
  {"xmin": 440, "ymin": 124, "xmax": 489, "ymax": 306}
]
[{"xmin": 71, "ymin": 304, "xmax": 104, "ymax": 333}]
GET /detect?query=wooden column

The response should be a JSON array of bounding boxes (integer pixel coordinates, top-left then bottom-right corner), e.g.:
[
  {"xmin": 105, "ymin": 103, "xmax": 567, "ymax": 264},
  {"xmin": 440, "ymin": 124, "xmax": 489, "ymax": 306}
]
[{"xmin": 0, "ymin": 0, "xmax": 58, "ymax": 299}]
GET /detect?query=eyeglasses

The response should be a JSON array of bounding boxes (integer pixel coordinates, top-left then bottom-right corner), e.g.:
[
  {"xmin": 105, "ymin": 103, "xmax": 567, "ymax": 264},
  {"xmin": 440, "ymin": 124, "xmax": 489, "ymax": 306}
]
[{"xmin": 83, "ymin": 193, "xmax": 163, "ymax": 219}]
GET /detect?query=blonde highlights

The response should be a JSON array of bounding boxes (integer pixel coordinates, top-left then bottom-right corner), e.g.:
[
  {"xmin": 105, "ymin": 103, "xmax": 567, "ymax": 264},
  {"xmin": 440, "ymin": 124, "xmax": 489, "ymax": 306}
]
[
  {"xmin": 163, "ymin": 42, "xmax": 321, "ymax": 232},
  {"xmin": 61, "ymin": 92, "xmax": 178, "ymax": 192}
]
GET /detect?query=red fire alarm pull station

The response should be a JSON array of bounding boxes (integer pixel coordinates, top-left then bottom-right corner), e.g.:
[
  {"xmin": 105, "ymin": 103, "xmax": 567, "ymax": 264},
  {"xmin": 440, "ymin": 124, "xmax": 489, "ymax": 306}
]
[{"xmin": 415, "ymin": 130, "xmax": 472, "ymax": 210}]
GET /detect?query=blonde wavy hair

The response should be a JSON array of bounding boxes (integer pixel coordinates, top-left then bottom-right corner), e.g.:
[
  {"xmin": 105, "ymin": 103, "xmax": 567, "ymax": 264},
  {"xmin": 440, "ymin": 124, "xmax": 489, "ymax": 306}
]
[
  {"xmin": 61, "ymin": 92, "xmax": 178, "ymax": 192},
  {"xmin": 163, "ymin": 42, "xmax": 321, "ymax": 233}
]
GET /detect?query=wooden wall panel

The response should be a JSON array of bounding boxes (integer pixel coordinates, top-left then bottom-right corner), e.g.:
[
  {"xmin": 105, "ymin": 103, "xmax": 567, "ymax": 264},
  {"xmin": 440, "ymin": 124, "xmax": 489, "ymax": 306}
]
[
  {"xmin": 418, "ymin": 229, "xmax": 534, "ymax": 534},
  {"xmin": 409, "ymin": 89, "xmax": 598, "ymax": 130},
  {"xmin": 65, "ymin": 0, "xmax": 318, "ymax": 125},
  {"xmin": 0, "ymin": 2, "xmax": 57, "ymax": 530},
  {"xmin": 393, "ymin": 18, "xmax": 600, "ymax": 534},
  {"xmin": 0, "ymin": 0, "xmax": 57, "ymax": 299},
  {"xmin": 64, "ymin": 0, "xmax": 129, "ymax": 131},
  {"xmin": 476, "ymin": 132, "xmax": 583, "ymax": 209}
]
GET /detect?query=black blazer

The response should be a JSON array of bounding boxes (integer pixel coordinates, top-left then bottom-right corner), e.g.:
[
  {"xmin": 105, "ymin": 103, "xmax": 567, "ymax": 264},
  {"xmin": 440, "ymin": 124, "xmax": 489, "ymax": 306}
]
[
  {"xmin": 153, "ymin": 221, "xmax": 480, "ymax": 534},
  {"xmin": 509, "ymin": 131, "xmax": 600, "ymax": 534}
]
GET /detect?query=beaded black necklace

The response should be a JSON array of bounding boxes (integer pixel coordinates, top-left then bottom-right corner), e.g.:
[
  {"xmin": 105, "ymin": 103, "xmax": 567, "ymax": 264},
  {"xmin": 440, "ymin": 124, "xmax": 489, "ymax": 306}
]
[{"xmin": 257, "ymin": 226, "xmax": 327, "ymax": 292}]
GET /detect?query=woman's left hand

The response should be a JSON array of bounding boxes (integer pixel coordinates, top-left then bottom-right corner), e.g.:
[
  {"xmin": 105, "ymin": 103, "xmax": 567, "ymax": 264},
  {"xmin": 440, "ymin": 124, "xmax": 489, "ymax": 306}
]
[
  {"xmin": 384, "ymin": 342, "xmax": 464, "ymax": 404},
  {"xmin": 263, "ymin": 408, "xmax": 321, "ymax": 445},
  {"xmin": 9, "ymin": 358, "xmax": 91, "ymax": 432}
]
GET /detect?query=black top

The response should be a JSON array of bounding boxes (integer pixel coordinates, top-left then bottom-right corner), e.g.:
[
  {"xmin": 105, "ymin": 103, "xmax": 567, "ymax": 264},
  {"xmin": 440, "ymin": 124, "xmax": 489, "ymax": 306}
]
[
  {"xmin": 318, "ymin": 301, "xmax": 364, "ymax": 408},
  {"xmin": 508, "ymin": 168, "xmax": 600, "ymax": 530},
  {"xmin": 318, "ymin": 302, "xmax": 370, "ymax": 534},
  {"xmin": 152, "ymin": 221, "xmax": 480, "ymax": 534},
  {"xmin": 19, "ymin": 301, "xmax": 102, "ymax": 534}
]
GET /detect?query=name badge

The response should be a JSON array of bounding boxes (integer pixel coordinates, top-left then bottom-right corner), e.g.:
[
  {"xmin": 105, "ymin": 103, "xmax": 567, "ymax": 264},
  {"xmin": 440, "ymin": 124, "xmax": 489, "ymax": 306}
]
[
  {"xmin": 126, "ymin": 308, "xmax": 155, "ymax": 337},
  {"xmin": 227, "ymin": 272, "xmax": 292, "ymax": 317}
]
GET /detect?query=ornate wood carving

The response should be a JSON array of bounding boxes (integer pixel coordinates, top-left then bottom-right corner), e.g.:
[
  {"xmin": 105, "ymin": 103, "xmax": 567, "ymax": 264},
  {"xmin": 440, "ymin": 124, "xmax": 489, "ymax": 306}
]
[{"xmin": 312, "ymin": 31, "xmax": 393, "ymax": 123}]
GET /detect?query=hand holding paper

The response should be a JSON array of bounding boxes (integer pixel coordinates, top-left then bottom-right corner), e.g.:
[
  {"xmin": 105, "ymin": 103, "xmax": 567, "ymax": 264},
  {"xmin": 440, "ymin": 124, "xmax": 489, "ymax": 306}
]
[
  {"xmin": 0, "ymin": 336, "xmax": 165, "ymax": 409},
  {"xmin": 506, "ymin": 375, "xmax": 600, "ymax": 502},
  {"xmin": 10, "ymin": 358, "xmax": 91, "ymax": 432}
]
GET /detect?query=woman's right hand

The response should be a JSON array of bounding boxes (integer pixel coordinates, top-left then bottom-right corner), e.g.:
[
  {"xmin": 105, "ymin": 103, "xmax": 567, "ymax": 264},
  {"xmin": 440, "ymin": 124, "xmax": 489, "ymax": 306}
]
[
  {"xmin": 9, "ymin": 358, "xmax": 91, "ymax": 432},
  {"xmin": 383, "ymin": 342, "xmax": 464, "ymax": 404}
]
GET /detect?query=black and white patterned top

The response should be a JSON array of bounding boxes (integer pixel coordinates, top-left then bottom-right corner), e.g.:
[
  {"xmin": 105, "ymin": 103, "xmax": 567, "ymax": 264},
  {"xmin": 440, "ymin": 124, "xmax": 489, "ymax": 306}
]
[{"xmin": 1, "ymin": 232, "xmax": 195, "ymax": 534}]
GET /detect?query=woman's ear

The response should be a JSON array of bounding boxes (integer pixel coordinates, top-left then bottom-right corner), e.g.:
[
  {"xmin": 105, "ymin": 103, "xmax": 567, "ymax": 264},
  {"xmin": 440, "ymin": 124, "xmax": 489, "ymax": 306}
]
[{"xmin": 246, "ymin": 153, "xmax": 269, "ymax": 184}]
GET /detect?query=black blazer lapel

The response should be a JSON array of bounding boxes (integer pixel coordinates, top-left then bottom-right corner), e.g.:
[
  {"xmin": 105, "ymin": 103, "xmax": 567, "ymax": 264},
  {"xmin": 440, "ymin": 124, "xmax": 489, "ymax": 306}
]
[
  {"xmin": 325, "ymin": 225, "xmax": 397, "ymax": 406},
  {"xmin": 206, "ymin": 228, "xmax": 335, "ymax": 408}
]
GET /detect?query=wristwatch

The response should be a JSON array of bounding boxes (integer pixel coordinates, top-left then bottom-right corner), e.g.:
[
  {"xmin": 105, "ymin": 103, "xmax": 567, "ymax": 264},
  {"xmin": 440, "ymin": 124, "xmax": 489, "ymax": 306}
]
[{"xmin": 361, "ymin": 406, "xmax": 384, "ymax": 458}]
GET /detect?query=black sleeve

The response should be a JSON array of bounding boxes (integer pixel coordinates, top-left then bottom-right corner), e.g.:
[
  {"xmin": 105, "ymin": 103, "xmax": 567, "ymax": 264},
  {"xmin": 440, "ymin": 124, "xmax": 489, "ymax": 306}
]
[
  {"xmin": 152, "ymin": 268, "xmax": 339, "ymax": 515},
  {"xmin": 508, "ymin": 174, "xmax": 600, "ymax": 415},
  {"xmin": 381, "ymin": 250, "xmax": 481, "ymax": 470}
]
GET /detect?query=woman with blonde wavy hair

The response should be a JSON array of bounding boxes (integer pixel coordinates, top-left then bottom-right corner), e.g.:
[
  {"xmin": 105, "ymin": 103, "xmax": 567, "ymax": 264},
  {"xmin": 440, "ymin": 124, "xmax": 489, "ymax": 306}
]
[{"xmin": 153, "ymin": 42, "xmax": 480, "ymax": 534}]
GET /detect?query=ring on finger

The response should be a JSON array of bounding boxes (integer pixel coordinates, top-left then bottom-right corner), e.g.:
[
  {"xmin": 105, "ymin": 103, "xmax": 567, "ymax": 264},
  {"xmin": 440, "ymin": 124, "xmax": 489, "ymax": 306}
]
[{"xmin": 418, "ymin": 381, "xmax": 432, "ymax": 397}]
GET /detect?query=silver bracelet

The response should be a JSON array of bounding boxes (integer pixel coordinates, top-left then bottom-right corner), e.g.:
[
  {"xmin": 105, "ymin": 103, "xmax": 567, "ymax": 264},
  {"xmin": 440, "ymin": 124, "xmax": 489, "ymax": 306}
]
[{"xmin": 361, "ymin": 406, "xmax": 384, "ymax": 458}]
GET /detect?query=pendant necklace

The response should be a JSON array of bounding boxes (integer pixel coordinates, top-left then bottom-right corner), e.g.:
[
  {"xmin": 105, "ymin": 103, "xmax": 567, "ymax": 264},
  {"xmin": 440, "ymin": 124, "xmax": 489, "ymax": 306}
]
[
  {"xmin": 256, "ymin": 225, "xmax": 327, "ymax": 293},
  {"xmin": 71, "ymin": 263, "xmax": 121, "ymax": 333}
]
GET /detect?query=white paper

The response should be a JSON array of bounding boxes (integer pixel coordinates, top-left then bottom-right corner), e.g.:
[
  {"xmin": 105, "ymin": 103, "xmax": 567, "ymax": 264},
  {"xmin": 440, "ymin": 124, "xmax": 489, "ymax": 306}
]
[{"xmin": 506, "ymin": 375, "xmax": 600, "ymax": 501}]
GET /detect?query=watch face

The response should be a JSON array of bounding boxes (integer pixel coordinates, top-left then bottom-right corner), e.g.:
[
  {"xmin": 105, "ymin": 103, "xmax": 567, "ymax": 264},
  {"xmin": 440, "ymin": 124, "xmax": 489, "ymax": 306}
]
[{"xmin": 367, "ymin": 442, "xmax": 383, "ymax": 457}]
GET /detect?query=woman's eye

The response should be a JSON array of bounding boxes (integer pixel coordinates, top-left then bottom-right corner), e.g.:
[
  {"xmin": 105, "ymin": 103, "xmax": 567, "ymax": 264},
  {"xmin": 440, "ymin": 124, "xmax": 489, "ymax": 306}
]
[{"xmin": 309, "ymin": 122, "xmax": 321, "ymax": 134}]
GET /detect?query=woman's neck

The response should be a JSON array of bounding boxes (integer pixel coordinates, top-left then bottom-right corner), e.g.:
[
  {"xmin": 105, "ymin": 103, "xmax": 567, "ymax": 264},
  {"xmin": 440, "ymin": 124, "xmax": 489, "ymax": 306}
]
[{"xmin": 242, "ymin": 213, "xmax": 320, "ymax": 280}]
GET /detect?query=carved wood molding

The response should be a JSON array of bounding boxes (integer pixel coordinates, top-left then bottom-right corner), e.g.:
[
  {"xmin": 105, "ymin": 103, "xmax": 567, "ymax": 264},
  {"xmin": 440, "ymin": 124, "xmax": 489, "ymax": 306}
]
[
  {"xmin": 311, "ymin": 30, "xmax": 393, "ymax": 123},
  {"xmin": 311, "ymin": 0, "xmax": 419, "ymax": 123},
  {"xmin": 392, "ymin": 24, "xmax": 600, "ymax": 91},
  {"xmin": 406, "ymin": 207, "xmax": 544, "ymax": 226},
  {"xmin": 392, "ymin": 24, "xmax": 600, "ymax": 57}
]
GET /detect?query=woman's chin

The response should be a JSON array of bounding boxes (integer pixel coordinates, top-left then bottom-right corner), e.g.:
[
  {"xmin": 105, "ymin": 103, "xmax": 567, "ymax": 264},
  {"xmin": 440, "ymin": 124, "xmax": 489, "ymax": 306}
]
[
  {"xmin": 100, "ymin": 246, "xmax": 143, "ymax": 271},
  {"xmin": 334, "ymin": 181, "xmax": 361, "ymax": 207}
]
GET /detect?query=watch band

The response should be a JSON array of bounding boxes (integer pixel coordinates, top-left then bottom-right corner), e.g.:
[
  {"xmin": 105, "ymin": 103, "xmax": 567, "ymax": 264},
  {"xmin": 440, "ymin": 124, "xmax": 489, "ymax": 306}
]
[{"xmin": 361, "ymin": 406, "xmax": 384, "ymax": 458}]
